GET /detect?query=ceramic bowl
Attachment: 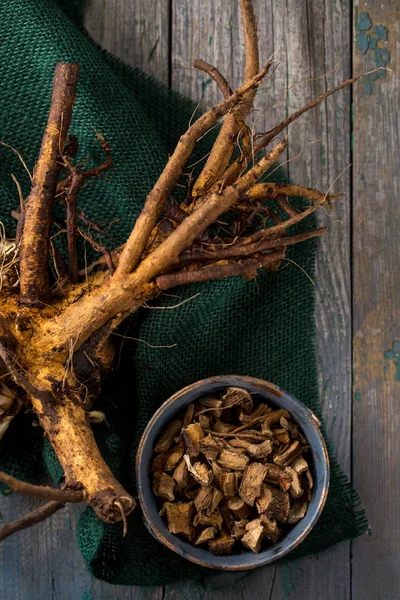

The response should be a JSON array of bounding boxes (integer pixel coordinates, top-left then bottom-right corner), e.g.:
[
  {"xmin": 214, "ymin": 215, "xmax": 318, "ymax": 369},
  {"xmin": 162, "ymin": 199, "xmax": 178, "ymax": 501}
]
[{"xmin": 136, "ymin": 375, "xmax": 329, "ymax": 570}]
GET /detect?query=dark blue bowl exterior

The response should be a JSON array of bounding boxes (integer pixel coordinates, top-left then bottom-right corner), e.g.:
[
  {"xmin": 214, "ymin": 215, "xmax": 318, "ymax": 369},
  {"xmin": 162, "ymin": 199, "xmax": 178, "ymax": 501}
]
[{"xmin": 136, "ymin": 375, "xmax": 329, "ymax": 570}]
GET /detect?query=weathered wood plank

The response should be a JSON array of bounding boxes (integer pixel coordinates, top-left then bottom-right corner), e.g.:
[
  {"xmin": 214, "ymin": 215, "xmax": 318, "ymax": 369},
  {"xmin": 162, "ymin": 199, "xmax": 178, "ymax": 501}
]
[
  {"xmin": 268, "ymin": 1, "xmax": 353, "ymax": 594},
  {"xmin": 85, "ymin": 0, "xmax": 170, "ymax": 84},
  {"xmin": 0, "ymin": 495, "xmax": 165, "ymax": 599},
  {"xmin": 171, "ymin": 1, "xmax": 352, "ymax": 599},
  {"xmin": 352, "ymin": 2, "xmax": 400, "ymax": 599}
]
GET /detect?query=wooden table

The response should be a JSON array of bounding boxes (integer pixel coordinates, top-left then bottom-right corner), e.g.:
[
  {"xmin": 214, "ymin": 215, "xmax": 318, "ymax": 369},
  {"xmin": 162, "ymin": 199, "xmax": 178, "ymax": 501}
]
[{"xmin": 1, "ymin": 1, "xmax": 399, "ymax": 598}]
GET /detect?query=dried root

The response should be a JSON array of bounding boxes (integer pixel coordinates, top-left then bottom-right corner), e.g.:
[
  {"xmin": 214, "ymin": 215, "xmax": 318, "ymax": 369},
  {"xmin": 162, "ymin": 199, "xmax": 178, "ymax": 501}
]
[
  {"xmin": 0, "ymin": 0, "xmax": 365, "ymax": 539},
  {"xmin": 151, "ymin": 387, "xmax": 313, "ymax": 554}
]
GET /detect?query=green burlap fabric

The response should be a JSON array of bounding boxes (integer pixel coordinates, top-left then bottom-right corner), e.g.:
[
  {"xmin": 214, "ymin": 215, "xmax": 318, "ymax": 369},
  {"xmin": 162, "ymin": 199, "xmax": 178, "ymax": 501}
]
[{"xmin": 0, "ymin": 0, "xmax": 367, "ymax": 587}]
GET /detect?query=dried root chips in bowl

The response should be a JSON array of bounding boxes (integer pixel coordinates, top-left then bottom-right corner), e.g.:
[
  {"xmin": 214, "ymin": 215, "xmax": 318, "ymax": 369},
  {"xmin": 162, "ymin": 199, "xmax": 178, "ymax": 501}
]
[{"xmin": 136, "ymin": 376, "xmax": 329, "ymax": 570}]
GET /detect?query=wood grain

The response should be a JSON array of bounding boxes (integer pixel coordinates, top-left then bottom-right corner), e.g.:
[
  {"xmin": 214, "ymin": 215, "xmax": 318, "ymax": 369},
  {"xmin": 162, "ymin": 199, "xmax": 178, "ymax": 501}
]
[
  {"xmin": 352, "ymin": 2, "xmax": 400, "ymax": 599},
  {"xmin": 5, "ymin": 0, "xmax": 396, "ymax": 598},
  {"xmin": 85, "ymin": 0, "xmax": 170, "ymax": 84},
  {"xmin": 172, "ymin": 1, "xmax": 352, "ymax": 598},
  {"xmin": 0, "ymin": 496, "xmax": 165, "ymax": 599}
]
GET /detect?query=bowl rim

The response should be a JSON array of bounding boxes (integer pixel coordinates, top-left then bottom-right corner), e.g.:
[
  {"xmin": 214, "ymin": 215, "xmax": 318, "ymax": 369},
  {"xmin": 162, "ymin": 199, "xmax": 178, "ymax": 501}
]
[{"xmin": 136, "ymin": 375, "xmax": 330, "ymax": 570}]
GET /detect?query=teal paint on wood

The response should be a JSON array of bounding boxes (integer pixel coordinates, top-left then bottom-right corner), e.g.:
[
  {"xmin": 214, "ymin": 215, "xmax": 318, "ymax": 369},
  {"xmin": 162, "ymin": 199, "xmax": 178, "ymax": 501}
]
[
  {"xmin": 357, "ymin": 11, "xmax": 372, "ymax": 31},
  {"xmin": 355, "ymin": 10, "xmax": 391, "ymax": 94},
  {"xmin": 320, "ymin": 143, "xmax": 326, "ymax": 166},
  {"xmin": 148, "ymin": 39, "xmax": 160, "ymax": 63},
  {"xmin": 384, "ymin": 341, "xmax": 400, "ymax": 382},
  {"xmin": 352, "ymin": 1, "xmax": 400, "ymax": 597},
  {"xmin": 201, "ymin": 77, "xmax": 213, "ymax": 96},
  {"xmin": 356, "ymin": 31, "xmax": 370, "ymax": 55},
  {"xmin": 280, "ymin": 564, "xmax": 305, "ymax": 598},
  {"xmin": 372, "ymin": 25, "xmax": 388, "ymax": 42}
]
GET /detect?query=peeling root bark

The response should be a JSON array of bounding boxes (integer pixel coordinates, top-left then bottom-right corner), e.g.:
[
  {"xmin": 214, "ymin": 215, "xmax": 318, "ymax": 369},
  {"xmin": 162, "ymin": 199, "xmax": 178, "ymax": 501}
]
[
  {"xmin": 19, "ymin": 63, "xmax": 80, "ymax": 305},
  {"xmin": 0, "ymin": 330, "xmax": 136, "ymax": 523},
  {"xmin": 31, "ymin": 389, "xmax": 136, "ymax": 522}
]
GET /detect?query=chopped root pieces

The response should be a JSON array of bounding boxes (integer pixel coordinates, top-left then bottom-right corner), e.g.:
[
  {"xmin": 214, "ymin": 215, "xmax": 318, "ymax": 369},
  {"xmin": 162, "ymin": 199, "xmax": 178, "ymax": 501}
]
[
  {"xmin": 263, "ymin": 464, "xmax": 292, "ymax": 491},
  {"xmin": 172, "ymin": 457, "xmax": 190, "ymax": 488},
  {"xmin": 247, "ymin": 439, "xmax": 273, "ymax": 459},
  {"xmin": 154, "ymin": 420, "xmax": 182, "ymax": 453},
  {"xmin": 218, "ymin": 449, "xmax": 249, "ymax": 471},
  {"xmin": 241, "ymin": 518, "xmax": 266, "ymax": 553},
  {"xmin": 264, "ymin": 486, "xmax": 291, "ymax": 523},
  {"xmin": 151, "ymin": 386, "xmax": 313, "ymax": 554},
  {"xmin": 186, "ymin": 458, "xmax": 214, "ymax": 486},
  {"xmin": 153, "ymin": 472, "xmax": 176, "ymax": 501},
  {"xmin": 285, "ymin": 466, "xmax": 304, "ymax": 499},
  {"xmin": 222, "ymin": 387, "xmax": 253, "ymax": 413},
  {"xmin": 287, "ymin": 499, "xmax": 309, "ymax": 525},
  {"xmin": 208, "ymin": 531, "xmax": 235, "ymax": 555},
  {"xmin": 182, "ymin": 422, "xmax": 205, "ymax": 457},
  {"xmin": 231, "ymin": 519, "xmax": 248, "ymax": 540},
  {"xmin": 164, "ymin": 502, "xmax": 195, "ymax": 539},
  {"xmin": 194, "ymin": 486, "xmax": 214, "ymax": 512},
  {"xmin": 219, "ymin": 471, "xmax": 239, "ymax": 498},
  {"xmin": 260, "ymin": 514, "xmax": 281, "ymax": 543},
  {"xmin": 164, "ymin": 445, "xmax": 185, "ymax": 471},
  {"xmin": 227, "ymin": 495, "xmax": 252, "ymax": 519},
  {"xmin": 195, "ymin": 526, "xmax": 217, "ymax": 545},
  {"xmin": 273, "ymin": 440, "xmax": 303, "ymax": 467},
  {"xmin": 193, "ymin": 508, "xmax": 224, "ymax": 530},
  {"xmin": 198, "ymin": 434, "xmax": 221, "ymax": 460},
  {"xmin": 239, "ymin": 462, "xmax": 269, "ymax": 506}
]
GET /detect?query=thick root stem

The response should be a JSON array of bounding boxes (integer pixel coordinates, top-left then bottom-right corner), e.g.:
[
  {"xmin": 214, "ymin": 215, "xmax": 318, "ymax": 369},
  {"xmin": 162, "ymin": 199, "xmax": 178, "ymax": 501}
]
[
  {"xmin": 19, "ymin": 63, "xmax": 80, "ymax": 305},
  {"xmin": 31, "ymin": 388, "xmax": 136, "ymax": 522}
]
